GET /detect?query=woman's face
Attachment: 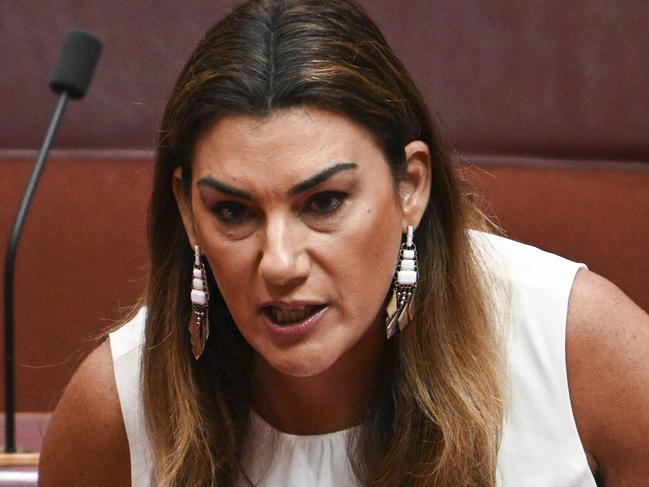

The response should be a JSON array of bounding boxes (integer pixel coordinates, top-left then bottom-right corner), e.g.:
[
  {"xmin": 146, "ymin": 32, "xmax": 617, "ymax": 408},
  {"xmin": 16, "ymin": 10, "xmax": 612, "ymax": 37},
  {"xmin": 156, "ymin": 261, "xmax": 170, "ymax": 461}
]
[{"xmin": 176, "ymin": 107, "xmax": 423, "ymax": 378}]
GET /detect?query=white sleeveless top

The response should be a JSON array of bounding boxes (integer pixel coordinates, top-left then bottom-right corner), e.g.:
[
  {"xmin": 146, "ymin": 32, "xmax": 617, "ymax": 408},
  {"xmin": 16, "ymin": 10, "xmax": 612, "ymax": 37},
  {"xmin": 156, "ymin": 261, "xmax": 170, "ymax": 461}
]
[{"xmin": 109, "ymin": 233, "xmax": 597, "ymax": 486}]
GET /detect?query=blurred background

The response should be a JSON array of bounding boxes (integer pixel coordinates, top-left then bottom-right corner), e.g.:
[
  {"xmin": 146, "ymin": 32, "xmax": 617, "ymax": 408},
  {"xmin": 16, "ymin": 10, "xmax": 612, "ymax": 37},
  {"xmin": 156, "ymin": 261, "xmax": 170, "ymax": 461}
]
[{"xmin": 0, "ymin": 0, "xmax": 647, "ymax": 453}]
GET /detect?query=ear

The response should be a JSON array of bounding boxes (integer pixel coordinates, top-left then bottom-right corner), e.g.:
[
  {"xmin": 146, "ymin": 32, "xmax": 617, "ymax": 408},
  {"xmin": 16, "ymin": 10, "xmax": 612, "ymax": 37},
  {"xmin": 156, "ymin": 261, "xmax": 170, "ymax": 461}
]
[
  {"xmin": 172, "ymin": 166, "xmax": 198, "ymax": 247},
  {"xmin": 398, "ymin": 140, "xmax": 431, "ymax": 231}
]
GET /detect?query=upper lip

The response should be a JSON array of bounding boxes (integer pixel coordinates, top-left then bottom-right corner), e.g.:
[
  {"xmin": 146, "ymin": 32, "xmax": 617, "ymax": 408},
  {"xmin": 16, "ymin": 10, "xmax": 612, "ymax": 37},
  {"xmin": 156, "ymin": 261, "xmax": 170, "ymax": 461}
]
[{"xmin": 259, "ymin": 300, "xmax": 327, "ymax": 310}]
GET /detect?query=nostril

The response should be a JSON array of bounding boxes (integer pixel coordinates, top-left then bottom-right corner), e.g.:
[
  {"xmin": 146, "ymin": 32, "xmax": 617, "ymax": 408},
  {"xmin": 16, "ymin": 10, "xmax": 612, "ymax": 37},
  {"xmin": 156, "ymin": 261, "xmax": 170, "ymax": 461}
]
[{"xmin": 258, "ymin": 251, "xmax": 310, "ymax": 287}]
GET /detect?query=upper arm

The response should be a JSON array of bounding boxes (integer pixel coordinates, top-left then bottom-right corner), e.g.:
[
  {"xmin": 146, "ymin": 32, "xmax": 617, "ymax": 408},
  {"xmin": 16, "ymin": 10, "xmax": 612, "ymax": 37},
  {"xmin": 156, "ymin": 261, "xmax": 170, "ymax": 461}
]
[
  {"xmin": 566, "ymin": 269, "xmax": 649, "ymax": 486},
  {"xmin": 38, "ymin": 340, "xmax": 131, "ymax": 487}
]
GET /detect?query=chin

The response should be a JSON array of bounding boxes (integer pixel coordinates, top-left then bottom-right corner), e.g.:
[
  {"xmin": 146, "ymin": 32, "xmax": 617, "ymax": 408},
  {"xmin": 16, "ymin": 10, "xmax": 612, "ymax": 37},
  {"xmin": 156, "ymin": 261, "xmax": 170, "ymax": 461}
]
[{"xmin": 266, "ymin": 349, "xmax": 340, "ymax": 379}]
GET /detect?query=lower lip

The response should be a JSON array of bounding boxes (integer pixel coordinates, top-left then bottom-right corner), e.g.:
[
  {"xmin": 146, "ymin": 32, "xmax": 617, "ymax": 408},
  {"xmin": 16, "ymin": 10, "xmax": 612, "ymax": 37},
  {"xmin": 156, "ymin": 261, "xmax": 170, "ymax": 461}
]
[{"xmin": 262, "ymin": 306, "xmax": 329, "ymax": 338}]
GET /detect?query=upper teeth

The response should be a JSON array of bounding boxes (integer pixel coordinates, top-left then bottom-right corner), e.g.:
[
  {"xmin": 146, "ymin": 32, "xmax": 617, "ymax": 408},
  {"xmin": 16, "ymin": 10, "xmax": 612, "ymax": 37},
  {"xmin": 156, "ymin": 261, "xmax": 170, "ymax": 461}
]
[{"xmin": 271, "ymin": 306, "xmax": 319, "ymax": 324}]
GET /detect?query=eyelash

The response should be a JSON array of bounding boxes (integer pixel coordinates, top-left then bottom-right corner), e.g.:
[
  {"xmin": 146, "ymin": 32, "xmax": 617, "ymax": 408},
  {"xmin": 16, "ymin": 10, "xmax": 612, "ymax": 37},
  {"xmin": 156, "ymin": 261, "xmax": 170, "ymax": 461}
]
[
  {"xmin": 211, "ymin": 202, "xmax": 253, "ymax": 226},
  {"xmin": 211, "ymin": 191, "xmax": 349, "ymax": 226},
  {"xmin": 303, "ymin": 191, "xmax": 348, "ymax": 216}
]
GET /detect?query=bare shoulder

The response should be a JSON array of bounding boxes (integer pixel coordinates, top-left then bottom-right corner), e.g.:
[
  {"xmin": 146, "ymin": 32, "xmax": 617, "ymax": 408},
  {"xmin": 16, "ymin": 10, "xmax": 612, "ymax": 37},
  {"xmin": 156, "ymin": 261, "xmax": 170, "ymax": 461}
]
[
  {"xmin": 566, "ymin": 269, "xmax": 649, "ymax": 486},
  {"xmin": 39, "ymin": 340, "xmax": 131, "ymax": 487}
]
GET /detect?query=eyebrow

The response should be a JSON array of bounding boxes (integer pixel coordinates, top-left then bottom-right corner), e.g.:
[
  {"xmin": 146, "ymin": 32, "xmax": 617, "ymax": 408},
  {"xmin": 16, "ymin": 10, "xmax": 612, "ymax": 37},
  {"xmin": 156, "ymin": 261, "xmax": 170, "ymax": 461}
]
[
  {"xmin": 196, "ymin": 162, "xmax": 358, "ymax": 200},
  {"xmin": 288, "ymin": 162, "xmax": 358, "ymax": 195},
  {"xmin": 197, "ymin": 177, "xmax": 254, "ymax": 200}
]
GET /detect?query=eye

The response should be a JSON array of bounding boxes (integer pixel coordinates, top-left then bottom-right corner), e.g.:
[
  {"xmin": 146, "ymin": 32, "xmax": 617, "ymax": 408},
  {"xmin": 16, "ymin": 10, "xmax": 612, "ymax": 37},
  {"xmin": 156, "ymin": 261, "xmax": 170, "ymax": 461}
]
[
  {"xmin": 211, "ymin": 202, "xmax": 254, "ymax": 225},
  {"xmin": 303, "ymin": 191, "xmax": 348, "ymax": 215}
]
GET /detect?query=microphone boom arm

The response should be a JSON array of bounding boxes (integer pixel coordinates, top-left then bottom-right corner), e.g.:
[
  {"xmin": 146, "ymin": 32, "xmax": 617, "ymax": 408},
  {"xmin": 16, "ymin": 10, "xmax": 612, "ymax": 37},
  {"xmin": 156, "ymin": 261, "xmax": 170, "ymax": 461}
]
[{"xmin": 3, "ymin": 91, "xmax": 69, "ymax": 453}]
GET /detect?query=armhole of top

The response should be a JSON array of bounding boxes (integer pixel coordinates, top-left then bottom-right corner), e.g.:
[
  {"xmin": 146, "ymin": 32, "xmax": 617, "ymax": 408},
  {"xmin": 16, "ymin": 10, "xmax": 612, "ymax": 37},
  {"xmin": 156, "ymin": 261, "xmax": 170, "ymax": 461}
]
[
  {"xmin": 560, "ymin": 264, "xmax": 598, "ymax": 479},
  {"xmin": 108, "ymin": 308, "xmax": 152, "ymax": 487}
]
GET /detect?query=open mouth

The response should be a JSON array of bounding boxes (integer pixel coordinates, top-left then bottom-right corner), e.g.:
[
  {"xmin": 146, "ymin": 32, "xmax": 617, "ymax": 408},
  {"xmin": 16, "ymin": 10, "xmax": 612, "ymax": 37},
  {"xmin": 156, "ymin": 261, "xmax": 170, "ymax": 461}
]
[{"xmin": 263, "ymin": 304, "xmax": 327, "ymax": 326}]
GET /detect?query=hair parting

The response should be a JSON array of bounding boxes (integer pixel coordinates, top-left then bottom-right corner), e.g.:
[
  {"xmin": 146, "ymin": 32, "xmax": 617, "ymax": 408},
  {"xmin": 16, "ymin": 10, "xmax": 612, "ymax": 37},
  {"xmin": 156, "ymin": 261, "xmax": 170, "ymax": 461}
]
[{"xmin": 142, "ymin": 1, "xmax": 504, "ymax": 485}]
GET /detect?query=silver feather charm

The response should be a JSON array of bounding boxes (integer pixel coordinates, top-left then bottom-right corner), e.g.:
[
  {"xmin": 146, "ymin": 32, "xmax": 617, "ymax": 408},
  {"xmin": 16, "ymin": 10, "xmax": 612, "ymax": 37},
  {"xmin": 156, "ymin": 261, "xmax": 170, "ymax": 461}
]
[
  {"xmin": 385, "ymin": 227, "xmax": 417, "ymax": 339},
  {"xmin": 189, "ymin": 245, "xmax": 210, "ymax": 359}
]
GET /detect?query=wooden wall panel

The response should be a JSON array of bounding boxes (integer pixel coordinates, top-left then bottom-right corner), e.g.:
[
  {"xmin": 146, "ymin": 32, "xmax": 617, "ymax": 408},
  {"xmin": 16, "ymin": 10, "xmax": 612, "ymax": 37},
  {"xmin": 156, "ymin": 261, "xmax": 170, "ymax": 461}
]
[
  {"xmin": 0, "ymin": 158, "xmax": 150, "ymax": 411},
  {"xmin": 462, "ymin": 157, "xmax": 649, "ymax": 311},
  {"xmin": 1, "ymin": 157, "xmax": 646, "ymax": 412}
]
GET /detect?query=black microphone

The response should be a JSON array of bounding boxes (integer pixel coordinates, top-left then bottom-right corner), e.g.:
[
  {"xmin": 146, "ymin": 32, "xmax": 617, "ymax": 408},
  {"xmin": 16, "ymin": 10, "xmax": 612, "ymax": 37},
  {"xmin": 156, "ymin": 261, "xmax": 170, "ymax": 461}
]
[
  {"xmin": 3, "ymin": 30, "xmax": 102, "ymax": 454},
  {"xmin": 49, "ymin": 30, "xmax": 103, "ymax": 99}
]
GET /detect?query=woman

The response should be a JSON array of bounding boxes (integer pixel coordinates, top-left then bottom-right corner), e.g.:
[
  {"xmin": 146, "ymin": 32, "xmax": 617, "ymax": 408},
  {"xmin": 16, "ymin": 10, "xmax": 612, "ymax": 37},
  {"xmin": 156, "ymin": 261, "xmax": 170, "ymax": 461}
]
[{"xmin": 39, "ymin": 0, "xmax": 649, "ymax": 486}]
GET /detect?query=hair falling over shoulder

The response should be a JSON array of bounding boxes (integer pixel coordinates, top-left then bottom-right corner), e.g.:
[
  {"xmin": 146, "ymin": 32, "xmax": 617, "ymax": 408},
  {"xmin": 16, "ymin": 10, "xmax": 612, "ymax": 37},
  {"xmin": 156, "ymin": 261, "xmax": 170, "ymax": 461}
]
[{"xmin": 142, "ymin": 0, "xmax": 505, "ymax": 485}]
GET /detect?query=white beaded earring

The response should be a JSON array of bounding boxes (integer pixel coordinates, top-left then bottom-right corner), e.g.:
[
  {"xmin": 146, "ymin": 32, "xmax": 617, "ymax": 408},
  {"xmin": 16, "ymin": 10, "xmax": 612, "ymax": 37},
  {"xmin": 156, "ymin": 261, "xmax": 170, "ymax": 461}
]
[
  {"xmin": 189, "ymin": 244, "xmax": 209, "ymax": 359},
  {"xmin": 386, "ymin": 225, "xmax": 418, "ymax": 339}
]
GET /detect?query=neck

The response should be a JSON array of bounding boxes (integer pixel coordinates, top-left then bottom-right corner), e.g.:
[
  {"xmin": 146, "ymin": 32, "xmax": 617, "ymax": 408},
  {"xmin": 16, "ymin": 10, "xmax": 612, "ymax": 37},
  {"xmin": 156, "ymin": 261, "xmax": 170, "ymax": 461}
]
[{"xmin": 251, "ymin": 322, "xmax": 386, "ymax": 435}]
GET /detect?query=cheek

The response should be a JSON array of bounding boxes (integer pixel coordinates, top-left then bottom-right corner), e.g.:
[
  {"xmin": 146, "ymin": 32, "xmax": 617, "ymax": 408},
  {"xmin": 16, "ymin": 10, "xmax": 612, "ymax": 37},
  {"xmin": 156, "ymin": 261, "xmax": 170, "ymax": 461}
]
[
  {"xmin": 329, "ymin": 199, "xmax": 402, "ymax": 319},
  {"xmin": 199, "ymin": 237, "xmax": 259, "ymax": 319},
  {"xmin": 210, "ymin": 262, "xmax": 253, "ymax": 309}
]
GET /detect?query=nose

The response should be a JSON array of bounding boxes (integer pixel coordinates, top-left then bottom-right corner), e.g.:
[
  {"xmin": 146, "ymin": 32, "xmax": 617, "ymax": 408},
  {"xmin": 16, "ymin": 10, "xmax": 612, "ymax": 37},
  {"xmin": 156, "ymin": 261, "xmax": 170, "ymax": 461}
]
[{"xmin": 258, "ymin": 215, "xmax": 310, "ymax": 289}]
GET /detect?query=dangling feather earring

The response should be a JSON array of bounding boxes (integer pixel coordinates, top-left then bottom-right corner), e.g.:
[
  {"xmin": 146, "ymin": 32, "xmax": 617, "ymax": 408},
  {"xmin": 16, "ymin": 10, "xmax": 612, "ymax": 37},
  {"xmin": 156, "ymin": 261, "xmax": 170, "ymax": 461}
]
[
  {"xmin": 189, "ymin": 244, "xmax": 209, "ymax": 359},
  {"xmin": 386, "ymin": 225, "xmax": 418, "ymax": 339}
]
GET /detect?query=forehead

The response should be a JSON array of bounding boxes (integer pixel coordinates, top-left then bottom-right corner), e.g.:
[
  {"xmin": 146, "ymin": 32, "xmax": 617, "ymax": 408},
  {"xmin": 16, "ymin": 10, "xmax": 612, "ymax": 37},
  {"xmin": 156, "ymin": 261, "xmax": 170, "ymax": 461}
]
[{"xmin": 191, "ymin": 107, "xmax": 390, "ymax": 184}]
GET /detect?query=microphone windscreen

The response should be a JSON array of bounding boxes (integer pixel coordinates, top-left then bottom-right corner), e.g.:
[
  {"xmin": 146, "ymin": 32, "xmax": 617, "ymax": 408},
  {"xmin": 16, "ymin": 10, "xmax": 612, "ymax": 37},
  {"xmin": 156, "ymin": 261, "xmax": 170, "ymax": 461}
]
[{"xmin": 49, "ymin": 30, "xmax": 103, "ymax": 99}]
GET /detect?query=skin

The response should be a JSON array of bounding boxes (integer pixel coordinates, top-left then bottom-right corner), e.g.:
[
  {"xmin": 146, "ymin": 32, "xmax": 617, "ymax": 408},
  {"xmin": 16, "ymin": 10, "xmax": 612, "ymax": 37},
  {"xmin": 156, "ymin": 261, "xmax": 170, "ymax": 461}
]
[
  {"xmin": 567, "ymin": 270, "xmax": 649, "ymax": 485},
  {"xmin": 38, "ymin": 341, "xmax": 131, "ymax": 487},
  {"xmin": 38, "ymin": 107, "xmax": 649, "ymax": 486},
  {"xmin": 175, "ymin": 107, "xmax": 431, "ymax": 433}
]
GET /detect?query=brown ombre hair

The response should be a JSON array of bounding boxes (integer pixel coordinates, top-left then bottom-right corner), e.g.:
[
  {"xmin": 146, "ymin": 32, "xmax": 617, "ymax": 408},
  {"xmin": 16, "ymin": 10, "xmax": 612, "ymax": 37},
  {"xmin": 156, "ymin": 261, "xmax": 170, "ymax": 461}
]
[{"xmin": 143, "ymin": 0, "xmax": 504, "ymax": 485}]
